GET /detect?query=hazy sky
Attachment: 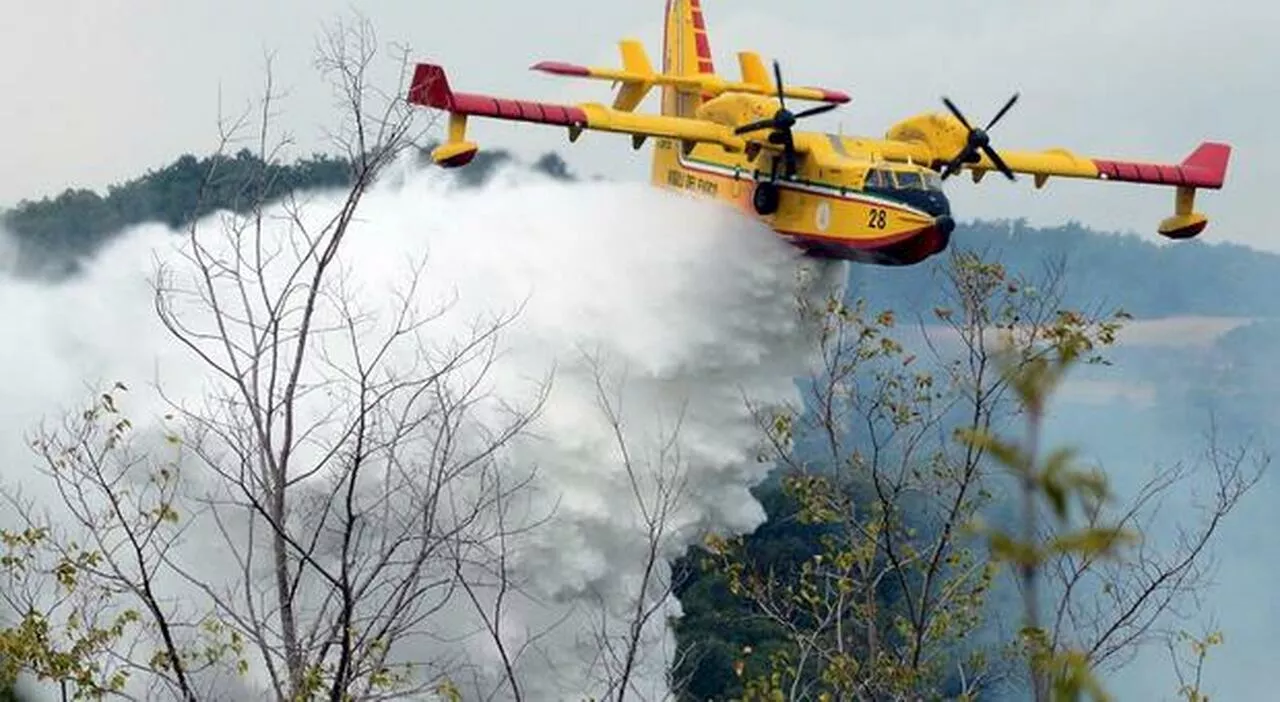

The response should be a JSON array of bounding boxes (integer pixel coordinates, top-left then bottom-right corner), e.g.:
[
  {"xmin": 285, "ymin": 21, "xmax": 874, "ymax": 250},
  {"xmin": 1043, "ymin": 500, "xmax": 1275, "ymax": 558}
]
[{"xmin": 3, "ymin": 0, "xmax": 1274, "ymax": 250}]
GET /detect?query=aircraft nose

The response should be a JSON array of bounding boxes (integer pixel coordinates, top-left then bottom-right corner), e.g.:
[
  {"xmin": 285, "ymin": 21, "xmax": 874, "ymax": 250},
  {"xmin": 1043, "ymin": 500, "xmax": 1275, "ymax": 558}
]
[{"xmin": 934, "ymin": 214, "xmax": 955, "ymax": 235}]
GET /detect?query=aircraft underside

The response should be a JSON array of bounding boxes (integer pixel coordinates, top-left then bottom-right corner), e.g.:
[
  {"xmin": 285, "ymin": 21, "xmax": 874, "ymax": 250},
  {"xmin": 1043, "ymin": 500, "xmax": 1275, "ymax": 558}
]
[{"xmin": 788, "ymin": 227, "xmax": 952, "ymax": 267}]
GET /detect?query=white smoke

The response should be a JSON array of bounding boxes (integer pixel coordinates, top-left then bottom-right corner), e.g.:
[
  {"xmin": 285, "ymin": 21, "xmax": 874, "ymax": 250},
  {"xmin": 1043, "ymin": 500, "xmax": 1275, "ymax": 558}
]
[
  {"xmin": 0, "ymin": 227, "xmax": 15, "ymax": 274},
  {"xmin": 0, "ymin": 162, "xmax": 847, "ymax": 700}
]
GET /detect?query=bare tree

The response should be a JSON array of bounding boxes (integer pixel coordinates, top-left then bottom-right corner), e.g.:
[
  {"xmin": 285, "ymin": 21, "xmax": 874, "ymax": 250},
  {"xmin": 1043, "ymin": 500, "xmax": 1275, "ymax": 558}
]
[
  {"xmin": 1166, "ymin": 624, "xmax": 1224, "ymax": 702},
  {"xmin": 1, "ymin": 13, "xmax": 556, "ymax": 701},
  {"xmin": 574, "ymin": 351, "xmax": 695, "ymax": 702},
  {"xmin": 1039, "ymin": 418, "xmax": 1266, "ymax": 682}
]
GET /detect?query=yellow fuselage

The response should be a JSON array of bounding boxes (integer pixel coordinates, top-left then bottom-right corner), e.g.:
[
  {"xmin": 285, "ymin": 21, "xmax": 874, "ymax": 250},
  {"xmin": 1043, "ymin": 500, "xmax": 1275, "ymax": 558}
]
[{"xmin": 647, "ymin": 93, "xmax": 955, "ymax": 265}]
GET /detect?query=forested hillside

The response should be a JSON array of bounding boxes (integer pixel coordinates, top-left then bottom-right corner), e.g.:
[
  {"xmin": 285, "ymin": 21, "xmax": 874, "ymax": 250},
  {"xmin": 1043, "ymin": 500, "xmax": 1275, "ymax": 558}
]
[
  {"xmin": 1, "ymin": 147, "xmax": 573, "ymax": 278},
  {"xmin": 846, "ymin": 220, "xmax": 1280, "ymax": 319},
  {"xmin": 2, "ymin": 149, "xmax": 1271, "ymax": 701}
]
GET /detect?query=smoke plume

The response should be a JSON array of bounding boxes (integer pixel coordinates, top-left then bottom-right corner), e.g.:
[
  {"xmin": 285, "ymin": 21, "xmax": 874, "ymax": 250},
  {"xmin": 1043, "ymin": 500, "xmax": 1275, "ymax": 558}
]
[{"xmin": 0, "ymin": 162, "xmax": 847, "ymax": 700}]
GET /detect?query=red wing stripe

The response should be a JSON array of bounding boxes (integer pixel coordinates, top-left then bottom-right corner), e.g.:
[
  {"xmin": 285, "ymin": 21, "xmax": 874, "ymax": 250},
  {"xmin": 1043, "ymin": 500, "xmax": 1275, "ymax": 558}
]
[
  {"xmin": 494, "ymin": 98, "xmax": 518, "ymax": 118},
  {"xmin": 450, "ymin": 94, "xmax": 495, "ymax": 114},
  {"xmin": 530, "ymin": 60, "xmax": 591, "ymax": 76},
  {"xmin": 545, "ymin": 104, "xmax": 579, "ymax": 124},
  {"xmin": 449, "ymin": 92, "xmax": 586, "ymax": 126},
  {"xmin": 1093, "ymin": 159, "xmax": 1216, "ymax": 188},
  {"xmin": 1091, "ymin": 142, "xmax": 1231, "ymax": 189},
  {"xmin": 408, "ymin": 64, "xmax": 587, "ymax": 127},
  {"xmin": 812, "ymin": 88, "xmax": 852, "ymax": 104}
]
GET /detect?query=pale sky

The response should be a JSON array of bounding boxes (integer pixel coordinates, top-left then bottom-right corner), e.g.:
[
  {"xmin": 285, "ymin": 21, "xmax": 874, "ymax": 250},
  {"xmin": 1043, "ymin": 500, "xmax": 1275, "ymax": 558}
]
[{"xmin": 2, "ymin": 0, "xmax": 1275, "ymax": 251}]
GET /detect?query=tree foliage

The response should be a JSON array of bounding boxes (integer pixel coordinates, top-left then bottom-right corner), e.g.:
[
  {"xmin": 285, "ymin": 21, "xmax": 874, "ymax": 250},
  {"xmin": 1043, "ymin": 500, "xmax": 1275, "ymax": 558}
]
[
  {"xmin": 1, "ymin": 144, "xmax": 572, "ymax": 280},
  {"xmin": 671, "ymin": 252, "xmax": 1263, "ymax": 701},
  {"xmin": 3, "ymin": 150, "xmax": 350, "ymax": 277}
]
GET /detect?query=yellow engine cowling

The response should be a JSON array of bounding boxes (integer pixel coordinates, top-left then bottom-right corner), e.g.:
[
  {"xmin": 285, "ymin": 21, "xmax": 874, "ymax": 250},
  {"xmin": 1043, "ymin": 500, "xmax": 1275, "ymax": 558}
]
[{"xmin": 883, "ymin": 113, "xmax": 969, "ymax": 163}]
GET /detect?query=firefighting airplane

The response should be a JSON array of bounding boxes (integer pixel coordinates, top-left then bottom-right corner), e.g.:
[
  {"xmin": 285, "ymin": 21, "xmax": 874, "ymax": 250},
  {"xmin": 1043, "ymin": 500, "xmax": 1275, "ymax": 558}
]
[{"xmin": 406, "ymin": 0, "xmax": 1232, "ymax": 266}]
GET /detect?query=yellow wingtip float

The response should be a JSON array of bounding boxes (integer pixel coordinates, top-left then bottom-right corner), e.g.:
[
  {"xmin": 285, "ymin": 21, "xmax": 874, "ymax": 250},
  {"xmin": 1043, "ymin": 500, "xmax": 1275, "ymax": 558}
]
[{"xmin": 406, "ymin": 0, "xmax": 1232, "ymax": 266}]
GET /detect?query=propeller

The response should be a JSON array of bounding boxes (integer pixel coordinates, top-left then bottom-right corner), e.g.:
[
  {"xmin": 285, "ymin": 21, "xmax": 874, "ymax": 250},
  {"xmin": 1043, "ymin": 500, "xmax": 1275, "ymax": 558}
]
[
  {"xmin": 733, "ymin": 60, "xmax": 839, "ymax": 178},
  {"xmin": 937, "ymin": 93, "xmax": 1019, "ymax": 182}
]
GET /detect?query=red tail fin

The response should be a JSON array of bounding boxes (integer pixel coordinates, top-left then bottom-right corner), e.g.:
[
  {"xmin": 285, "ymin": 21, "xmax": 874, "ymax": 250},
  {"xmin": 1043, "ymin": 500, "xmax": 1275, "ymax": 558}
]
[
  {"xmin": 408, "ymin": 64, "xmax": 453, "ymax": 110},
  {"xmin": 1180, "ymin": 142, "xmax": 1232, "ymax": 189}
]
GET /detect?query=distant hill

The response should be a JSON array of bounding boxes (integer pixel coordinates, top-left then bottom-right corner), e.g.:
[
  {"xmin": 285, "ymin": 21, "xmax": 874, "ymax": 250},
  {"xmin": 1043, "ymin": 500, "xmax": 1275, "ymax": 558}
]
[{"xmin": 4, "ymin": 148, "xmax": 1277, "ymax": 321}]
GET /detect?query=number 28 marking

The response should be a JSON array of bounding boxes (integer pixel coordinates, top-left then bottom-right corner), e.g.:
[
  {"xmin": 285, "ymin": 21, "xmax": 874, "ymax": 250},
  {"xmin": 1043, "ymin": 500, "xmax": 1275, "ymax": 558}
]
[{"xmin": 867, "ymin": 207, "xmax": 888, "ymax": 229}]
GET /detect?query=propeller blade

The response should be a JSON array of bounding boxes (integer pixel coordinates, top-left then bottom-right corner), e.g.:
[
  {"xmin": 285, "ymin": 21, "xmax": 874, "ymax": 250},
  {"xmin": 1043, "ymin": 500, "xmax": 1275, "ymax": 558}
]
[
  {"xmin": 936, "ymin": 92, "xmax": 1020, "ymax": 181},
  {"xmin": 734, "ymin": 118, "xmax": 779, "ymax": 135},
  {"xmin": 940, "ymin": 155, "xmax": 966, "ymax": 180},
  {"xmin": 793, "ymin": 102, "xmax": 839, "ymax": 120},
  {"xmin": 981, "ymin": 144, "xmax": 1016, "ymax": 181},
  {"xmin": 773, "ymin": 60, "xmax": 786, "ymax": 109},
  {"xmin": 985, "ymin": 92, "xmax": 1019, "ymax": 131},
  {"xmin": 738, "ymin": 59, "xmax": 848, "ymax": 180},
  {"xmin": 941, "ymin": 97, "xmax": 972, "ymax": 130}
]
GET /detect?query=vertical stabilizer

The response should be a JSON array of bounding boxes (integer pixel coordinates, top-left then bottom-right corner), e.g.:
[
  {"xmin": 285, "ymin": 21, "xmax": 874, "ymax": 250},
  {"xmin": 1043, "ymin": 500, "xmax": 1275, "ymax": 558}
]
[{"xmin": 660, "ymin": 0, "xmax": 715, "ymax": 117}]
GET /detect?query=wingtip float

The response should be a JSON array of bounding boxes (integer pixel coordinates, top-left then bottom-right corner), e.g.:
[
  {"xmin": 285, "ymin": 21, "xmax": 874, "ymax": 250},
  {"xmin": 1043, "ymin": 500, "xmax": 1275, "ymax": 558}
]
[{"xmin": 405, "ymin": 0, "xmax": 1232, "ymax": 267}]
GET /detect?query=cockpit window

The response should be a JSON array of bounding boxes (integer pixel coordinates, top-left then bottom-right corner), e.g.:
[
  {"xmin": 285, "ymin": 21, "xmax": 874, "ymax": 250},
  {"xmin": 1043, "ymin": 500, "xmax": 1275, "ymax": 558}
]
[
  {"xmin": 865, "ymin": 168, "xmax": 893, "ymax": 188},
  {"xmin": 866, "ymin": 167, "xmax": 945, "ymax": 191},
  {"xmin": 895, "ymin": 171, "xmax": 923, "ymax": 190}
]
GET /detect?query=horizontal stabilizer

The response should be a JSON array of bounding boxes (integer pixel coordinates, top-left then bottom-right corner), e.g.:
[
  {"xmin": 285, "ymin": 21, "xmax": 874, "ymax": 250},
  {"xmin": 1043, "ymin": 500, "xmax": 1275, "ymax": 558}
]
[{"xmin": 531, "ymin": 42, "xmax": 850, "ymax": 105}]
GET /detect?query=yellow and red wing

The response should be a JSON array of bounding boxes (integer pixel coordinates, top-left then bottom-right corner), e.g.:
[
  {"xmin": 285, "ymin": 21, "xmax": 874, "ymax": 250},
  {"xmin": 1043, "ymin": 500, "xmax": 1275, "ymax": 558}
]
[
  {"xmin": 973, "ymin": 142, "xmax": 1231, "ymax": 238},
  {"xmin": 407, "ymin": 63, "xmax": 751, "ymax": 167},
  {"xmin": 963, "ymin": 141, "xmax": 1231, "ymax": 190},
  {"xmin": 879, "ymin": 112, "xmax": 1232, "ymax": 239}
]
